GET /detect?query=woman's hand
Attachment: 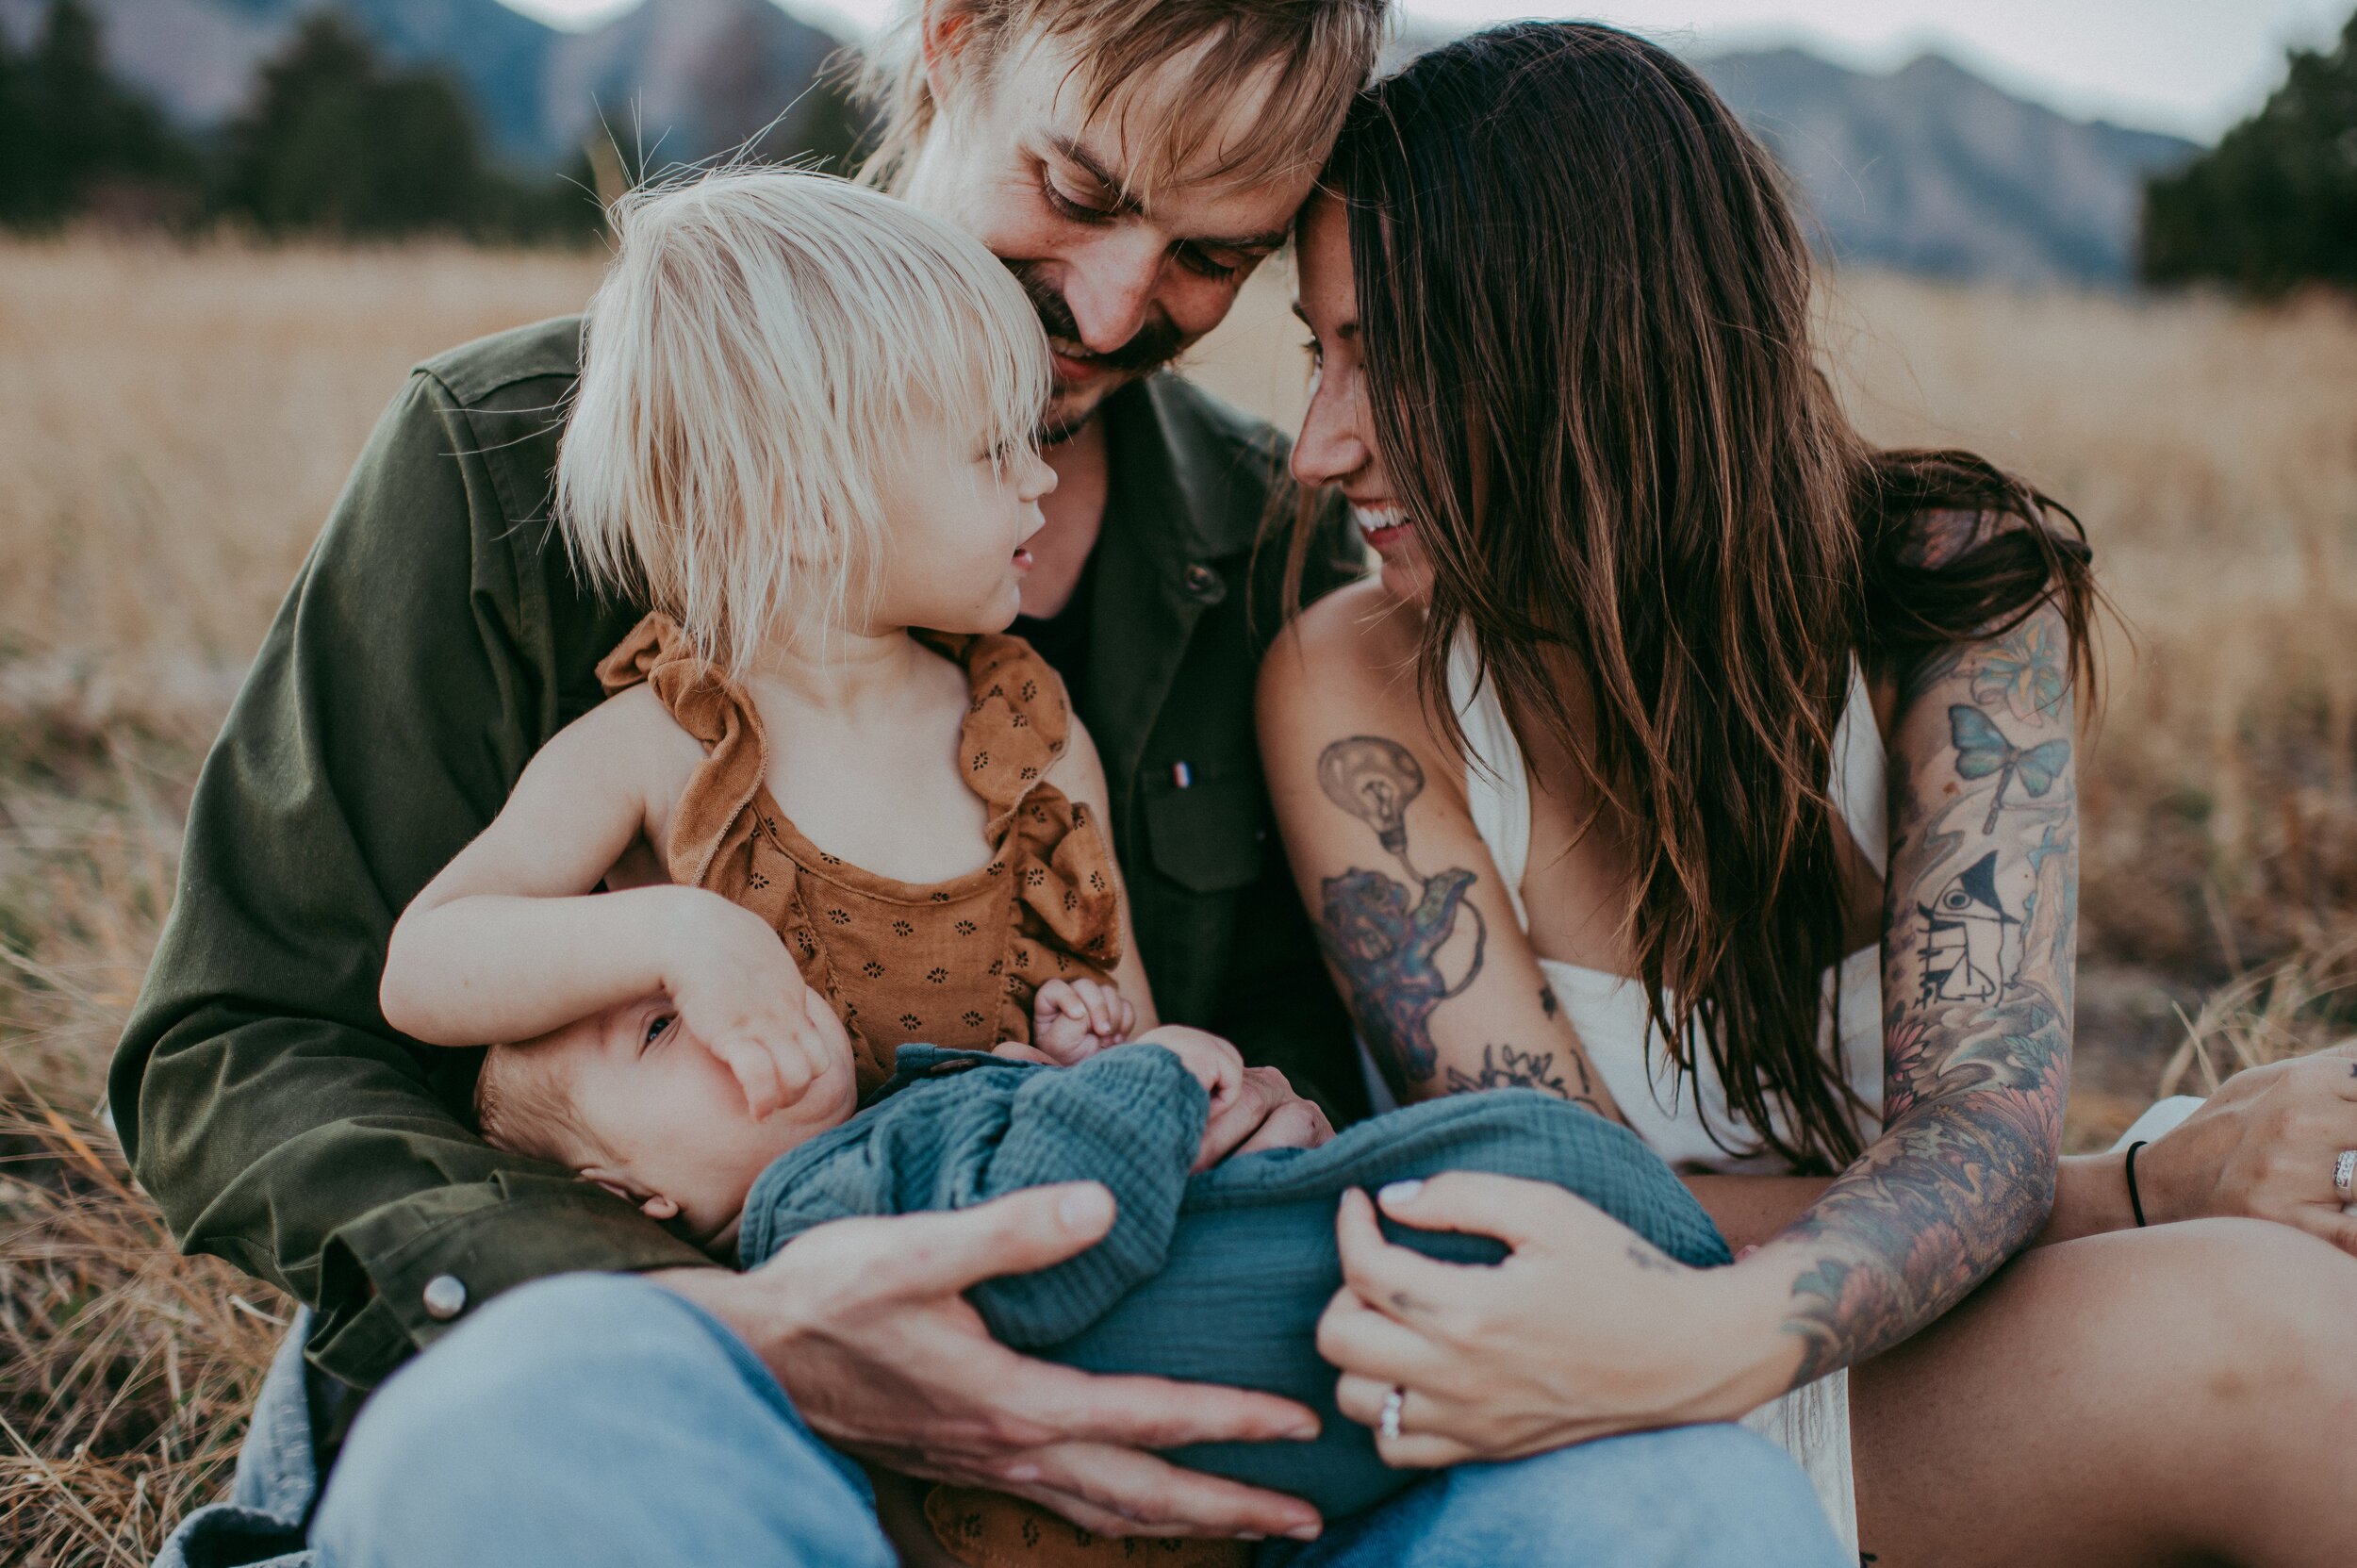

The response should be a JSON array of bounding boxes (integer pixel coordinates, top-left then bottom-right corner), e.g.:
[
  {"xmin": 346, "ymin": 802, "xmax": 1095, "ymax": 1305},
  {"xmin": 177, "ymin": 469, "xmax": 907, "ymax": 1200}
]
[
  {"xmin": 2127, "ymin": 1045, "xmax": 2357, "ymax": 1251},
  {"xmin": 651, "ymin": 1184, "xmax": 1325, "ymax": 1541},
  {"xmin": 659, "ymin": 892, "xmax": 834, "ymax": 1117},
  {"xmin": 1317, "ymin": 1175, "xmax": 1788, "ymax": 1467}
]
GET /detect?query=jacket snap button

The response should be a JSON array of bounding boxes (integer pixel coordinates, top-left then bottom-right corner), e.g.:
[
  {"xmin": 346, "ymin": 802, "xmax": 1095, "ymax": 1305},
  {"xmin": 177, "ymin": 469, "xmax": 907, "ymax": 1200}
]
[
  {"xmin": 1182, "ymin": 563, "xmax": 1223, "ymax": 601},
  {"xmin": 421, "ymin": 1274, "xmax": 469, "ymax": 1321}
]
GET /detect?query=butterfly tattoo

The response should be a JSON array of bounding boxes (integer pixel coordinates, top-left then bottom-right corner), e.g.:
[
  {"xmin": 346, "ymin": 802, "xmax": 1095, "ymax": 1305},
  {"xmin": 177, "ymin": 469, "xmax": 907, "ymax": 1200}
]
[{"xmin": 1949, "ymin": 705, "xmax": 2070, "ymax": 834}]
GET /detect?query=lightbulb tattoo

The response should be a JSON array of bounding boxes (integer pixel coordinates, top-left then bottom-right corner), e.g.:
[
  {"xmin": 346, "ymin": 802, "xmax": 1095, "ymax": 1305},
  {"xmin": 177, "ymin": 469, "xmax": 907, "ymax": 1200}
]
[{"xmin": 1312, "ymin": 734, "xmax": 1487, "ymax": 1092}]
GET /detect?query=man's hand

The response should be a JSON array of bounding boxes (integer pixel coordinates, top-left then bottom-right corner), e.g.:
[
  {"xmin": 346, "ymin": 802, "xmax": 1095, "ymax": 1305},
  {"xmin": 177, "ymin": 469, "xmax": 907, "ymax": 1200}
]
[{"xmin": 647, "ymin": 1184, "xmax": 1324, "ymax": 1541}]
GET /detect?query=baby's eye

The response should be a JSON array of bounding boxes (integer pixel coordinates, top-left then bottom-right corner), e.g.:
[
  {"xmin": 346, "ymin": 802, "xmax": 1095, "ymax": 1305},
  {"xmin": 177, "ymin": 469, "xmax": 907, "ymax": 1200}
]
[{"xmin": 642, "ymin": 1013, "xmax": 676, "ymax": 1050}]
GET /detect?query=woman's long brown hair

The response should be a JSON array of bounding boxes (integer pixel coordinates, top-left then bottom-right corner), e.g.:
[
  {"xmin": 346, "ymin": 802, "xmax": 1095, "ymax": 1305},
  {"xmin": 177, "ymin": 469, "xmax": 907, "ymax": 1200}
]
[{"xmin": 1316, "ymin": 22, "xmax": 2098, "ymax": 1171}]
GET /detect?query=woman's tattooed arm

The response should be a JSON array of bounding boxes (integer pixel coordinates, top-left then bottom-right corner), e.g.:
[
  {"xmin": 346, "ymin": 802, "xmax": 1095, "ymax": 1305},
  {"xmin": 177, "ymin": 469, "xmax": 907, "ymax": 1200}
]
[
  {"xmin": 1299, "ymin": 734, "xmax": 1626, "ymax": 1121},
  {"xmin": 1759, "ymin": 600, "xmax": 2079, "ymax": 1385},
  {"xmin": 1310, "ymin": 734, "xmax": 1487, "ymax": 1088},
  {"xmin": 1257, "ymin": 602, "xmax": 1629, "ymax": 1117}
]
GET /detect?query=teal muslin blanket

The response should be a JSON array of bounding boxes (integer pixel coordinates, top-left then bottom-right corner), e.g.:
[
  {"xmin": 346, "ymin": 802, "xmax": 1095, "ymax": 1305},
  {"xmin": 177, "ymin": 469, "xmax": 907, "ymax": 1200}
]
[{"xmin": 738, "ymin": 1045, "xmax": 1728, "ymax": 1518}]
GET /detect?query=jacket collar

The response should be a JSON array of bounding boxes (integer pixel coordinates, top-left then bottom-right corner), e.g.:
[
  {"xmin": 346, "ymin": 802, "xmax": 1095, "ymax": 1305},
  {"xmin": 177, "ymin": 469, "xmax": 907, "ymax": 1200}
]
[{"xmin": 1081, "ymin": 374, "xmax": 1267, "ymax": 798}]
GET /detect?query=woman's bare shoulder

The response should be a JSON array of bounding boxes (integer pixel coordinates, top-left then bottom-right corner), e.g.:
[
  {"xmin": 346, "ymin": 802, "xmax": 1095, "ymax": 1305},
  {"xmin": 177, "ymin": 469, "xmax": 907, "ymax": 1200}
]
[
  {"xmin": 1261, "ymin": 579, "xmax": 1426, "ymax": 722},
  {"xmin": 1259, "ymin": 582, "xmax": 1471, "ymax": 813}
]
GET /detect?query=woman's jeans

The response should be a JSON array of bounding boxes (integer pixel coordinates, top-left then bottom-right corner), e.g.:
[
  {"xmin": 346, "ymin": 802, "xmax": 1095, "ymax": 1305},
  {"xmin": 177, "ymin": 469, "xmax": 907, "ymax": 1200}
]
[{"xmin": 165, "ymin": 1273, "xmax": 1849, "ymax": 1568}]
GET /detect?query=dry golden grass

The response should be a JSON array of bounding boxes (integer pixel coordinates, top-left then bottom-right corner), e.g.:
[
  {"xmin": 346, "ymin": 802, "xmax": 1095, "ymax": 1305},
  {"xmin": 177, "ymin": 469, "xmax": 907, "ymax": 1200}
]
[{"xmin": 0, "ymin": 234, "xmax": 2352, "ymax": 1562}]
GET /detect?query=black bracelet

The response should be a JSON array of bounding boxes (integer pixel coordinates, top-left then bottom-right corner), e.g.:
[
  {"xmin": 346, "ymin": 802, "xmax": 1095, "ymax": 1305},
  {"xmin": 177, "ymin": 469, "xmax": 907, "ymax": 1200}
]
[{"xmin": 2124, "ymin": 1139, "xmax": 2151, "ymax": 1228}]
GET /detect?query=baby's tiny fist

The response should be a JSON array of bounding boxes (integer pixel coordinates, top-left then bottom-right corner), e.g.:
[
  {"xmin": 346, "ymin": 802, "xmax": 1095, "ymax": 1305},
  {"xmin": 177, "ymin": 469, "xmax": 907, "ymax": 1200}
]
[{"xmin": 1030, "ymin": 981, "xmax": 1103, "ymax": 1064}]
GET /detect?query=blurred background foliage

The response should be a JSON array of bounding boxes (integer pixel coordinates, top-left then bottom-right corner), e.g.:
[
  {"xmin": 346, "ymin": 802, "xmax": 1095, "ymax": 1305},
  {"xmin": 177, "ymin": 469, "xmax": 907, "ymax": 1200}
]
[
  {"xmin": 0, "ymin": 0, "xmax": 870, "ymax": 244},
  {"xmin": 2143, "ymin": 9, "xmax": 2357, "ymax": 293}
]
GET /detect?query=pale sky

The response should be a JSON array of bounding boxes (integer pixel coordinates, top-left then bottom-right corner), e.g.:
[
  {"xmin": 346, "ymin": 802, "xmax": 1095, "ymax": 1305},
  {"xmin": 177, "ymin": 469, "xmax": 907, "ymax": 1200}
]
[{"xmin": 495, "ymin": 0, "xmax": 2352, "ymax": 142}]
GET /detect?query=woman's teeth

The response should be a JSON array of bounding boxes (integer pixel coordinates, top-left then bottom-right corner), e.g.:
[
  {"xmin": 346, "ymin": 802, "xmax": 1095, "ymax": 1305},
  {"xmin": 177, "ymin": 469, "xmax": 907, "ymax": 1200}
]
[{"xmin": 1352, "ymin": 505, "xmax": 1407, "ymax": 542}]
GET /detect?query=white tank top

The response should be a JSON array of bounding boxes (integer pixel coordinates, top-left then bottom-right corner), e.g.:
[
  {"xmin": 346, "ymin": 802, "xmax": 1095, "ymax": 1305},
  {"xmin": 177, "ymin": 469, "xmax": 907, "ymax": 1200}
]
[
  {"xmin": 1442, "ymin": 635, "xmax": 1879, "ymax": 1548},
  {"xmin": 1444, "ymin": 635, "xmax": 1887, "ymax": 1172}
]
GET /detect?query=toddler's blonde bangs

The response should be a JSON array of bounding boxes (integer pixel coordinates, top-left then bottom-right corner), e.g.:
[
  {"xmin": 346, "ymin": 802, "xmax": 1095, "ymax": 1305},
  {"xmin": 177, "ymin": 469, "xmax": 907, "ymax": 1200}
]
[{"xmin": 556, "ymin": 167, "xmax": 1050, "ymax": 674}]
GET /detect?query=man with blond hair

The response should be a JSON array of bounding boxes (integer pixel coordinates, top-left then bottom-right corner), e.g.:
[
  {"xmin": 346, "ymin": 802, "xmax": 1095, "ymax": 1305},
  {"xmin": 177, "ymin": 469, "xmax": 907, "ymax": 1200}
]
[{"xmin": 128, "ymin": 4, "xmax": 1847, "ymax": 1564}]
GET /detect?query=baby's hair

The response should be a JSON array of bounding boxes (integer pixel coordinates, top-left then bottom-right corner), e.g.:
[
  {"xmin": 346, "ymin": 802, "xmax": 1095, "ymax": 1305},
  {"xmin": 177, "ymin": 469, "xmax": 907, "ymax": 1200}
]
[
  {"xmin": 557, "ymin": 166, "xmax": 1053, "ymax": 676},
  {"xmin": 474, "ymin": 1041, "xmax": 608, "ymax": 1172}
]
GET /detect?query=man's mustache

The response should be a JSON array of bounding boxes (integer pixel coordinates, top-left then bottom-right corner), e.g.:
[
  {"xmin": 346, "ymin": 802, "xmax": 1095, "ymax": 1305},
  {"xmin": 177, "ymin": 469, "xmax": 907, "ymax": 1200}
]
[{"xmin": 1008, "ymin": 262, "xmax": 1184, "ymax": 378}]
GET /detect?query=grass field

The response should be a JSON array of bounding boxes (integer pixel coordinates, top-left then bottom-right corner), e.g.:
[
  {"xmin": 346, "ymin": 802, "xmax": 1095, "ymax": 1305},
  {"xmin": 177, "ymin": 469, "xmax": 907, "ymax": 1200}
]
[{"xmin": 2, "ymin": 235, "xmax": 2354, "ymax": 1562}]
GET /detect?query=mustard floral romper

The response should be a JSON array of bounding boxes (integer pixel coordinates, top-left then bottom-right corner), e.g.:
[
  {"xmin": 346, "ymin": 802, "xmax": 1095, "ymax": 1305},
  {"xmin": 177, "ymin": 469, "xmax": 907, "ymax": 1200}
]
[{"xmin": 597, "ymin": 613, "xmax": 1125, "ymax": 1097}]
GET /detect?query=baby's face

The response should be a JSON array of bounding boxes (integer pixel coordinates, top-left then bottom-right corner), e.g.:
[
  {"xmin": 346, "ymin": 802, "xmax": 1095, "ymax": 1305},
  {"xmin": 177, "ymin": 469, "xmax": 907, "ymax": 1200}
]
[{"xmin": 535, "ymin": 997, "xmax": 858, "ymax": 1247}]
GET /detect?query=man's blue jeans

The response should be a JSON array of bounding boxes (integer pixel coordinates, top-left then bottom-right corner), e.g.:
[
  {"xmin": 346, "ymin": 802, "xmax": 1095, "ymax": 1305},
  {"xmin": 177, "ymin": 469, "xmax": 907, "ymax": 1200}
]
[{"xmin": 290, "ymin": 1274, "xmax": 1844, "ymax": 1568}]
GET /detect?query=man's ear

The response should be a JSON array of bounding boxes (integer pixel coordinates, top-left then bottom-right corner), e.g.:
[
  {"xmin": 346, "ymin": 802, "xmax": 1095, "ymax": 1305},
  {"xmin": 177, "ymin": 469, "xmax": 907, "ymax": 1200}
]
[
  {"xmin": 581, "ymin": 1166, "xmax": 682, "ymax": 1222},
  {"xmin": 919, "ymin": 0, "xmax": 988, "ymax": 107}
]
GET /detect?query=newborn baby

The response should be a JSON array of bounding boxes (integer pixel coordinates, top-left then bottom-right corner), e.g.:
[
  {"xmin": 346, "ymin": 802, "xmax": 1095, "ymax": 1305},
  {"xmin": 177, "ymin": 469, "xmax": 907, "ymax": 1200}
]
[
  {"xmin": 473, "ymin": 984, "xmax": 1731, "ymax": 1519},
  {"xmin": 469, "ymin": 979, "xmax": 1236, "ymax": 1246}
]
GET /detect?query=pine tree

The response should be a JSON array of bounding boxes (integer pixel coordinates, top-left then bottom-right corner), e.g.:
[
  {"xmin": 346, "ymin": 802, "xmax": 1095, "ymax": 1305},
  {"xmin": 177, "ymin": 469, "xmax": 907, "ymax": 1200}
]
[
  {"xmin": 0, "ymin": 0, "xmax": 195, "ymax": 227},
  {"xmin": 215, "ymin": 12, "xmax": 489, "ymax": 238},
  {"xmin": 2142, "ymin": 10, "xmax": 2357, "ymax": 293}
]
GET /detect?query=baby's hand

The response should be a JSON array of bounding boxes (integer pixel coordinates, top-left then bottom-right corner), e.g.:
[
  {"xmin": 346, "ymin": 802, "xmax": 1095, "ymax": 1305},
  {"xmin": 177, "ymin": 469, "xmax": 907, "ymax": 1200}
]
[
  {"xmin": 1129, "ymin": 1024, "xmax": 1248, "ymax": 1167},
  {"xmin": 1030, "ymin": 976, "xmax": 1134, "ymax": 1064},
  {"xmin": 661, "ymin": 894, "xmax": 837, "ymax": 1117}
]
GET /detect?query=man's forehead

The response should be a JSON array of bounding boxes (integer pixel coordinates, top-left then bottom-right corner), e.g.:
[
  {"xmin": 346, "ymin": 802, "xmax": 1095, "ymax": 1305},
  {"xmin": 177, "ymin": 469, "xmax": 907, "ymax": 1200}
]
[{"xmin": 1005, "ymin": 32, "xmax": 1328, "ymax": 223}]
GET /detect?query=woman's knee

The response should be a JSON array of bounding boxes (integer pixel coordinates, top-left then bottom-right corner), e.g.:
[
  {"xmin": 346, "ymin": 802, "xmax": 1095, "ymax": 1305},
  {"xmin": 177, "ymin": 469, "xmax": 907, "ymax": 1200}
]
[{"xmin": 2136, "ymin": 1218, "xmax": 2357, "ymax": 1407}]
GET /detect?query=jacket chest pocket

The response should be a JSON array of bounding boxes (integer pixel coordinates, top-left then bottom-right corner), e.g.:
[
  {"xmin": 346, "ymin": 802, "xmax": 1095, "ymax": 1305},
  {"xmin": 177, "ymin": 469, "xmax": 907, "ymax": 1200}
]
[{"xmin": 1142, "ymin": 775, "xmax": 1267, "ymax": 894}]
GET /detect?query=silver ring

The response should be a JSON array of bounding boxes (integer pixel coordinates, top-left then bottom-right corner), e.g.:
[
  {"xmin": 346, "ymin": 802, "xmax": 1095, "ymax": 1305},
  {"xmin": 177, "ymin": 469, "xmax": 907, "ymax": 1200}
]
[
  {"xmin": 1379, "ymin": 1386, "xmax": 1405, "ymax": 1443},
  {"xmin": 2335, "ymin": 1150, "xmax": 2356, "ymax": 1197}
]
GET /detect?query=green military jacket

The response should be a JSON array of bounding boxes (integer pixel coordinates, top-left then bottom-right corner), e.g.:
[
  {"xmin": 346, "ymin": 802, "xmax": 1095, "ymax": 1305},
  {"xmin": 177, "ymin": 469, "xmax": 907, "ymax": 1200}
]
[{"xmin": 111, "ymin": 317, "xmax": 1367, "ymax": 1388}]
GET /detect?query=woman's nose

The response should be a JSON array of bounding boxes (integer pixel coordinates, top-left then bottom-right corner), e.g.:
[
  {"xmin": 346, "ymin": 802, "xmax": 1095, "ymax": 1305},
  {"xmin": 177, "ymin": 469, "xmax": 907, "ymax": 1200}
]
[{"xmin": 1291, "ymin": 376, "xmax": 1370, "ymax": 489}]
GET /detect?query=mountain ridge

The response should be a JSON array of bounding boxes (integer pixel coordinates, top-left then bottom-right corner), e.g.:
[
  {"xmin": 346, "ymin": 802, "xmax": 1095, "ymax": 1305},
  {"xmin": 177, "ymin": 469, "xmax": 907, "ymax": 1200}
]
[
  {"xmin": 1692, "ymin": 44, "xmax": 2199, "ymax": 284},
  {"xmin": 2, "ymin": 0, "xmax": 2202, "ymax": 284}
]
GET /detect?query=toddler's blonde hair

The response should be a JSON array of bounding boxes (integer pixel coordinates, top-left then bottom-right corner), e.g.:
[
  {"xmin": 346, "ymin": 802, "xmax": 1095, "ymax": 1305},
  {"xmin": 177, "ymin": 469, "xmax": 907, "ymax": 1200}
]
[{"xmin": 557, "ymin": 167, "xmax": 1051, "ymax": 674}]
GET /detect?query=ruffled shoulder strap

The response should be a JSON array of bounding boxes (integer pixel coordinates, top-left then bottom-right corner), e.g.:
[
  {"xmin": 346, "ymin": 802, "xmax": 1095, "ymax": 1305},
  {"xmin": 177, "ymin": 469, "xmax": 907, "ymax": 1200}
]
[
  {"xmin": 595, "ymin": 613, "xmax": 771, "ymax": 889},
  {"xmin": 929, "ymin": 632, "xmax": 1069, "ymax": 820}
]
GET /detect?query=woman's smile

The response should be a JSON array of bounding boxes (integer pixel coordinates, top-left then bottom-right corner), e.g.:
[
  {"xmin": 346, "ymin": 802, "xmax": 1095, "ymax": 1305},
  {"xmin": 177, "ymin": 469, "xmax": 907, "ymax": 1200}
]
[{"xmin": 1351, "ymin": 503, "xmax": 1409, "ymax": 553}]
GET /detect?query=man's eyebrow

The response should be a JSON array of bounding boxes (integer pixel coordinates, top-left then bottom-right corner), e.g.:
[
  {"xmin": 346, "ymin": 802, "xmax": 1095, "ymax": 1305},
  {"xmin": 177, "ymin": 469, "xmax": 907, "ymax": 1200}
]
[
  {"xmin": 1047, "ymin": 135, "xmax": 1288, "ymax": 254},
  {"xmin": 1049, "ymin": 136, "xmax": 1145, "ymax": 218}
]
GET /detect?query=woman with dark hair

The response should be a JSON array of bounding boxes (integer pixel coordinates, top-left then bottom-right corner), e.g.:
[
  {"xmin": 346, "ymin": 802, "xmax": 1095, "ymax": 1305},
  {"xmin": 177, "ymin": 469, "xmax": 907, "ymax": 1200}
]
[{"xmin": 1261, "ymin": 21, "xmax": 2357, "ymax": 1563}]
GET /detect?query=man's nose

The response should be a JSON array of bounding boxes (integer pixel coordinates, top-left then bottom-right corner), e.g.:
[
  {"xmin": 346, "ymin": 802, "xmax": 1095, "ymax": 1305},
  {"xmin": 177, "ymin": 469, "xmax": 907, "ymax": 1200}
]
[{"xmin": 1058, "ymin": 229, "xmax": 1167, "ymax": 354}]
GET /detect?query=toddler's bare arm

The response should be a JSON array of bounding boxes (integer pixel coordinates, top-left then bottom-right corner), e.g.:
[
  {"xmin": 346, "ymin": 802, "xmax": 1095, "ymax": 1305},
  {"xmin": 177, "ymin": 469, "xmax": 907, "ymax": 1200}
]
[{"xmin": 381, "ymin": 687, "xmax": 831, "ymax": 1114}]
